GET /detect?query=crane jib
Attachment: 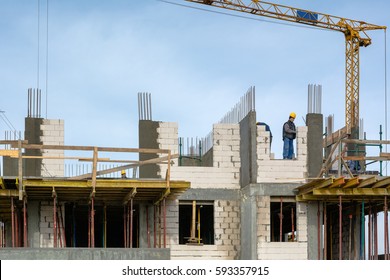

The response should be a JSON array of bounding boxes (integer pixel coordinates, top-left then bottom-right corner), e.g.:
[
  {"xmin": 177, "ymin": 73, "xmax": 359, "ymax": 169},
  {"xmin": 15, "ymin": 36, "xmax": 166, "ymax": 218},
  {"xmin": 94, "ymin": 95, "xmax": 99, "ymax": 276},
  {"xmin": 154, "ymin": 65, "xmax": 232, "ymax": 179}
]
[
  {"xmin": 296, "ymin": 10, "xmax": 318, "ymax": 23},
  {"xmin": 185, "ymin": 0, "xmax": 386, "ymax": 129}
]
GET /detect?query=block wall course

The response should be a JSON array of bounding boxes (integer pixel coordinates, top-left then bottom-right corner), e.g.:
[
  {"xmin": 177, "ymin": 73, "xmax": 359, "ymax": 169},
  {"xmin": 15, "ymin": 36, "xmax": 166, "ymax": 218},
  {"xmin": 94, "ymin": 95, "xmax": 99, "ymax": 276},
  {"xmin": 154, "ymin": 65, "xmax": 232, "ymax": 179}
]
[
  {"xmin": 213, "ymin": 200, "xmax": 241, "ymax": 259},
  {"xmin": 40, "ymin": 119, "xmax": 65, "ymax": 178},
  {"xmin": 257, "ymin": 243, "xmax": 308, "ymax": 260},
  {"xmin": 170, "ymin": 166, "xmax": 240, "ymax": 189},
  {"xmin": 257, "ymin": 125, "xmax": 308, "ymax": 183},
  {"xmin": 39, "ymin": 201, "xmax": 64, "ymax": 248}
]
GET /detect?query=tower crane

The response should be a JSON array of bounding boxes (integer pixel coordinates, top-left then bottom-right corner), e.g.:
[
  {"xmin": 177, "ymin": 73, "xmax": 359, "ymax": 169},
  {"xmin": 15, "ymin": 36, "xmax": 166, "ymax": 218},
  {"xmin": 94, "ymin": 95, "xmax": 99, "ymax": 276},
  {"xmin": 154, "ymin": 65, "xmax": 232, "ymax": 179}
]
[{"xmin": 185, "ymin": 0, "xmax": 386, "ymax": 132}]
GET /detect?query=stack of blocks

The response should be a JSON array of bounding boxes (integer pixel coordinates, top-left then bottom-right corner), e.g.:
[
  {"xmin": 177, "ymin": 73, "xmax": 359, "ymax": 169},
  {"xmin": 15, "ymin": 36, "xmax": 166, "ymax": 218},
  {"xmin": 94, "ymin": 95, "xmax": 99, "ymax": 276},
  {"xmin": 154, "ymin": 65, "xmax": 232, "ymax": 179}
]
[
  {"xmin": 40, "ymin": 119, "xmax": 64, "ymax": 177},
  {"xmin": 212, "ymin": 124, "xmax": 241, "ymax": 170},
  {"xmin": 39, "ymin": 201, "xmax": 63, "ymax": 248},
  {"xmin": 156, "ymin": 122, "xmax": 178, "ymax": 178},
  {"xmin": 170, "ymin": 123, "xmax": 240, "ymax": 189},
  {"xmin": 214, "ymin": 200, "xmax": 241, "ymax": 259}
]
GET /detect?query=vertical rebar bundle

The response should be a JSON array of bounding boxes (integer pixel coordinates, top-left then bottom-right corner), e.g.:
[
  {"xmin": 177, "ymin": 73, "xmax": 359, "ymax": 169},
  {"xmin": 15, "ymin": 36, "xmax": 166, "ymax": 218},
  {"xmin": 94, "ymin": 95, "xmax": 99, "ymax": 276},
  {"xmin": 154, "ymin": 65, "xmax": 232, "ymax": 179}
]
[
  {"xmin": 27, "ymin": 88, "xmax": 42, "ymax": 118},
  {"xmin": 138, "ymin": 92, "xmax": 152, "ymax": 121},
  {"xmin": 185, "ymin": 86, "xmax": 255, "ymax": 157},
  {"xmin": 307, "ymin": 84, "xmax": 322, "ymax": 114},
  {"xmin": 219, "ymin": 86, "xmax": 255, "ymax": 124}
]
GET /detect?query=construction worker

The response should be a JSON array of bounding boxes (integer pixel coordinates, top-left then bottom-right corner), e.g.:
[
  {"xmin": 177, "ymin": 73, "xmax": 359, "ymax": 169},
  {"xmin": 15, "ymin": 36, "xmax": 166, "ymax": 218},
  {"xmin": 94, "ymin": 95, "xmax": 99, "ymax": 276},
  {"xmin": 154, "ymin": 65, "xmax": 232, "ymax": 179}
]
[
  {"xmin": 121, "ymin": 170, "xmax": 127, "ymax": 178},
  {"xmin": 282, "ymin": 112, "xmax": 297, "ymax": 159}
]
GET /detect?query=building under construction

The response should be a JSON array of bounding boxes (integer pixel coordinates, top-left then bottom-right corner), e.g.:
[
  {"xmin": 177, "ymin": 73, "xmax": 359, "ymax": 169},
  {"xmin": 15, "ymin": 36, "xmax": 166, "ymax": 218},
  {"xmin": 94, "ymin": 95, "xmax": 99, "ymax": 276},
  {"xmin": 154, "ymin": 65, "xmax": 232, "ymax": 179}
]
[{"xmin": 0, "ymin": 87, "xmax": 389, "ymax": 260}]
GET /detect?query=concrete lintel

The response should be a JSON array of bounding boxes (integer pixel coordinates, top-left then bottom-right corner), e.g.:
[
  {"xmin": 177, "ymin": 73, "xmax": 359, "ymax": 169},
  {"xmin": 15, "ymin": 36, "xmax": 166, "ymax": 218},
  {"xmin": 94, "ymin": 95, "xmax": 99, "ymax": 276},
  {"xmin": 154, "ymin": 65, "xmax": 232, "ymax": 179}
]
[
  {"xmin": 178, "ymin": 189, "xmax": 240, "ymax": 201},
  {"xmin": 242, "ymin": 183, "xmax": 301, "ymax": 197}
]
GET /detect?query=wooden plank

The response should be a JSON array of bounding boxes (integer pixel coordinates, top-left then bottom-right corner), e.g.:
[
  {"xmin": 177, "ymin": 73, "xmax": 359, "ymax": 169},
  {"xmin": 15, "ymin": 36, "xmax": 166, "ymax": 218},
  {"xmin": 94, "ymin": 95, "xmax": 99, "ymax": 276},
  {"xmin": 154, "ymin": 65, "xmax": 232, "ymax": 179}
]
[
  {"xmin": 23, "ymin": 178, "xmax": 189, "ymax": 189},
  {"xmin": 0, "ymin": 177, "xmax": 4, "ymax": 189},
  {"xmin": 342, "ymin": 177, "xmax": 360, "ymax": 189},
  {"xmin": 314, "ymin": 178, "xmax": 334, "ymax": 189},
  {"xmin": 353, "ymin": 189, "xmax": 388, "ymax": 196},
  {"xmin": 314, "ymin": 189, "xmax": 353, "ymax": 196},
  {"xmin": 78, "ymin": 158, "xmax": 137, "ymax": 163},
  {"xmin": 122, "ymin": 188, "xmax": 137, "ymax": 205},
  {"xmin": 22, "ymin": 156, "xmax": 110, "ymax": 161},
  {"xmin": 329, "ymin": 177, "xmax": 345, "ymax": 188},
  {"xmin": 71, "ymin": 154, "xmax": 178, "ymax": 180},
  {"xmin": 91, "ymin": 147, "xmax": 98, "ymax": 197},
  {"xmin": 10, "ymin": 143, "xmax": 171, "ymax": 154},
  {"xmin": 356, "ymin": 176, "xmax": 377, "ymax": 188},
  {"xmin": 372, "ymin": 177, "xmax": 390, "ymax": 188},
  {"xmin": 18, "ymin": 140, "xmax": 23, "ymax": 200},
  {"xmin": 0, "ymin": 140, "xmax": 28, "ymax": 145},
  {"xmin": 0, "ymin": 150, "xmax": 18, "ymax": 157},
  {"xmin": 24, "ymin": 180, "xmax": 90, "ymax": 188},
  {"xmin": 318, "ymin": 139, "xmax": 342, "ymax": 177},
  {"xmin": 343, "ymin": 156, "xmax": 390, "ymax": 161},
  {"xmin": 314, "ymin": 188, "xmax": 388, "ymax": 196},
  {"xmin": 296, "ymin": 194, "xmax": 327, "ymax": 201},
  {"xmin": 342, "ymin": 139, "xmax": 390, "ymax": 145},
  {"xmin": 323, "ymin": 126, "xmax": 349, "ymax": 147},
  {"xmin": 295, "ymin": 179, "xmax": 322, "ymax": 194},
  {"xmin": 0, "ymin": 190, "xmax": 19, "ymax": 197},
  {"xmin": 98, "ymin": 146, "xmax": 170, "ymax": 154}
]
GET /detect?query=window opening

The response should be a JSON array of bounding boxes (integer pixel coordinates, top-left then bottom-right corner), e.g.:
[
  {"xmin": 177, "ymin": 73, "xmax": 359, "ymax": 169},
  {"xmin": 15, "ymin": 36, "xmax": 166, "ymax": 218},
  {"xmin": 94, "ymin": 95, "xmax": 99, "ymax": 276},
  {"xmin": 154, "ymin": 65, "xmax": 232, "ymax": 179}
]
[
  {"xmin": 270, "ymin": 200, "xmax": 297, "ymax": 242},
  {"xmin": 179, "ymin": 201, "xmax": 214, "ymax": 245},
  {"xmin": 65, "ymin": 203, "xmax": 139, "ymax": 248}
]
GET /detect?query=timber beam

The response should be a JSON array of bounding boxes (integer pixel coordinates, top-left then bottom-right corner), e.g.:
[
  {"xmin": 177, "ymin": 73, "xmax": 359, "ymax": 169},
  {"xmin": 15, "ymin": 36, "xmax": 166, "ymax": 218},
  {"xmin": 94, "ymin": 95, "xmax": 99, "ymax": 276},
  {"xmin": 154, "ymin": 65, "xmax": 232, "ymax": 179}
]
[{"xmin": 123, "ymin": 188, "xmax": 137, "ymax": 205}]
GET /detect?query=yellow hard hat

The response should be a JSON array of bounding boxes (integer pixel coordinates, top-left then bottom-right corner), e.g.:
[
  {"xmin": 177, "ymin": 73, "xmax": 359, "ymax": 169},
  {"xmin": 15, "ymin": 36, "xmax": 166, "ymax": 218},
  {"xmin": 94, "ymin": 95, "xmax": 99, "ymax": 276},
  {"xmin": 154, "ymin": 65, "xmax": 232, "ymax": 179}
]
[
  {"xmin": 121, "ymin": 170, "xmax": 126, "ymax": 175},
  {"xmin": 289, "ymin": 112, "xmax": 296, "ymax": 119}
]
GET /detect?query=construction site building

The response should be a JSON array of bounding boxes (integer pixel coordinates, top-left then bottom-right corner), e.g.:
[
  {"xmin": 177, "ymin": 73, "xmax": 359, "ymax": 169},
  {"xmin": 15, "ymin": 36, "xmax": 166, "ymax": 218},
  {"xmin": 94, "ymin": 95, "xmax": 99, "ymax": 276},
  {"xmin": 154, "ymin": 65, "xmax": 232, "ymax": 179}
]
[{"xmin": 0, "ymin": 89, "xmax": 389, "ymax": 260}]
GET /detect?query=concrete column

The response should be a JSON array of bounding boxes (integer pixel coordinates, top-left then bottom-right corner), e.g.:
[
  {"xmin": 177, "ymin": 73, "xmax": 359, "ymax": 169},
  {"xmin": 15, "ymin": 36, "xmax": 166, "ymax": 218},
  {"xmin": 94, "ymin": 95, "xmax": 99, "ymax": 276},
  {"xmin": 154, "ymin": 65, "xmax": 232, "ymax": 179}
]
[
  {"xmin": 27, "ymin": 201, "xmax": 40, "ymax": 248},
  {"xmin": 138, "ymin": 204, "xmax": 148, "ymax": 248},
  {"xmin": 239, "ymin": 111, "xmax": 257, "ymax": 188},
  {"xmin": 138, "ymin": 120, "xmax": 159, "ymax": 178},
  {"xmin": 307, "ymin": 201, "xmax": 323, "ymax": 259},
  {"xmin": 240, "ymin": 186, "xmax": 257, "ymax": 259},
  {"xmin": 306, "ymin": 113, "xmax": 323, "ymax": 178}
]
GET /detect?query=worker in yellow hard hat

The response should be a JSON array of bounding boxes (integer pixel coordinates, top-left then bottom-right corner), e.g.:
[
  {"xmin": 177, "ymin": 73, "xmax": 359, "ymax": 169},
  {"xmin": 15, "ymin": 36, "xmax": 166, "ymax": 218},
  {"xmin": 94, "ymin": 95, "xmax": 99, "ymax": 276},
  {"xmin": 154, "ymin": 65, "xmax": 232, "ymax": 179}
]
[
  {"xmin": 121, "ymin": 170, "xmax": 127, "ymax": 178},
  {"xmin": 282, "ymin": 112, "xmax": 297, "ymax": 159}
]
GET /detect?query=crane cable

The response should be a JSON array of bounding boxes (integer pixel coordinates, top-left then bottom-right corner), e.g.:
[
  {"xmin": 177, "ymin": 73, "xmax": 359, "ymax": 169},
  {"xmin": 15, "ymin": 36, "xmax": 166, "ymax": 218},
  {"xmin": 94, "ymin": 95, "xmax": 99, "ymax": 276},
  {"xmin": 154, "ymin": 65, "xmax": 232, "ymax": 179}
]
[
  {"xmin": 385, "ymin": 29, "xmax": 388, "ymax": 175},
  {"xmin": 37, "ymin": 0, "xmax": 40, "ymax": 91},
  {"xmin": 45, "ymin": 0, "xmax": 49, "ymax": 119}
]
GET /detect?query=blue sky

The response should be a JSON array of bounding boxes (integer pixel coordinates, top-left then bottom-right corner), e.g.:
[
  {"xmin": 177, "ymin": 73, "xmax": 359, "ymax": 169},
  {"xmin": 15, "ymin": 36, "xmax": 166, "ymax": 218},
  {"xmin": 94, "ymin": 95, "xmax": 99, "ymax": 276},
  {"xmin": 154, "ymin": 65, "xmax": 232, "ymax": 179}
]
[{"xmin": 0, "ymin": 0, "xmax": 389, "ymax": 161}]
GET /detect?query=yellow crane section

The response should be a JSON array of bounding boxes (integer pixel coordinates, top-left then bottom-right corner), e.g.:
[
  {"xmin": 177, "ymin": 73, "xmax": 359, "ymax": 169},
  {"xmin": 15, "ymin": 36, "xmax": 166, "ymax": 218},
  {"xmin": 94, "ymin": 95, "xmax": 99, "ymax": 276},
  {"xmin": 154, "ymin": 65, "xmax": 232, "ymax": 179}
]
[{"xmin": 186, "ymin": 0, "xmax": 386, "ymax": 130}]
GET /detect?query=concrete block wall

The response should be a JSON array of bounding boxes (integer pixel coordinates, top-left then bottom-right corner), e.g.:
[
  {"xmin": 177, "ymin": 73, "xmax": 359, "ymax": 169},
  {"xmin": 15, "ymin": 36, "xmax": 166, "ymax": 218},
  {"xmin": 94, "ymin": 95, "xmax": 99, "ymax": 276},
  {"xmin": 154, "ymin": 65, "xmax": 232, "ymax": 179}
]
[
  {"xmin": 213, "ymin": 124, "xmax": 240, "ymax": 171},
  {"xmin": 256, "ymin": 196, "xmax": 271, "ymax": 243},
  {"xmin": 156, "ymin": 122, "xmax": 179, "ymax": 179},
  {"xmin": 214, "ymin": 200, "xmax": 241, "ymax": 259},
  {"xmin": 39, "ymin": 201, "xmax": 64, "ymax": 248},
  {"xmin": 159, "ymin": 122, "xmax": 240, "ymax": 190},
  {"xmin": 165, "ymin": 199, "xmax": 179, "ymax": 248},
  {"xmin": 256, "ymin": 196, "xmax": 308, "ymax": 260},
  {"xmin": 171, "ymin": 167, "xmax": 239, "ymax": 189},
  {"xmin": 296, "ymin": 202, "xmax": 308, "ymax": 243},
  {"xmin": 257, "ymin": 125, "xmax": 308, "ymax": 183},
  {"xmin": 40, "ymin": 119, "xmax": 64, "ymax": 177}
]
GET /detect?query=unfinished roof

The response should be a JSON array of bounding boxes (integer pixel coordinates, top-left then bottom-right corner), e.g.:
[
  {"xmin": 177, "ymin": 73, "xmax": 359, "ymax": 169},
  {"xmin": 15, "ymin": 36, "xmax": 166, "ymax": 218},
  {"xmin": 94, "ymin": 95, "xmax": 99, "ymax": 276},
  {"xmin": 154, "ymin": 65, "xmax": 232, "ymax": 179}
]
[
  {"xmin": 296, "ymin": 176, "xmax": 390, "ymax": 202},
  {"xmin": 0, "ymin": 142, "xmax": 190, "ymax": 220}
]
